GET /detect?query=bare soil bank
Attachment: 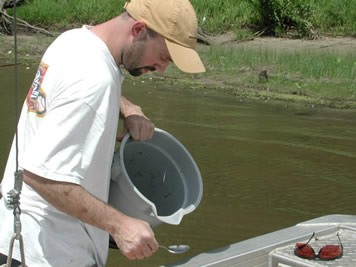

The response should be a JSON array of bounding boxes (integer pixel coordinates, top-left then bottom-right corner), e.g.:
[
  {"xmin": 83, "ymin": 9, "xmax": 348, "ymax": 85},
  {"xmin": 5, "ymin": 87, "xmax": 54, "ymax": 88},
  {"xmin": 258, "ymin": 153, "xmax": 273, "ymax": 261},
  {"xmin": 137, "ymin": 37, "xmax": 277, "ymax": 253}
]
[
  {"xmin": 209, "ymin": 32, "xmax": 356, "ymax": 53},
  {"xmin": 2, "ymin": 33, "xmax": 355, "ymax": 65}
]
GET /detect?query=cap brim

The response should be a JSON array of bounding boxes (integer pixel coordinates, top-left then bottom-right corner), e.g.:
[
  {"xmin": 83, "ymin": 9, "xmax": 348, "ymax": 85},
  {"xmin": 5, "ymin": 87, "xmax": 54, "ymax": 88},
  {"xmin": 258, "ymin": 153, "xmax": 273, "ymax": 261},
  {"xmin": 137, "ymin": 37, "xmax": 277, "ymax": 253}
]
[{"xmin": 165, "ymin": 39, "xmax": 205, "ymax": 73}]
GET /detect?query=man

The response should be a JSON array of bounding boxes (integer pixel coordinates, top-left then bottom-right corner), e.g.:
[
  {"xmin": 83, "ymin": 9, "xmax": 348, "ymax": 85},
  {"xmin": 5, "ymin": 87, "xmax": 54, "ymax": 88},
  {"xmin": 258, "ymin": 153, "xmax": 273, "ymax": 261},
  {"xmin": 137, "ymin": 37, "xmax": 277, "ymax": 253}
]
[{"xmin": 0, "ymin": 0, "xmax": 205, "ymax": 266}]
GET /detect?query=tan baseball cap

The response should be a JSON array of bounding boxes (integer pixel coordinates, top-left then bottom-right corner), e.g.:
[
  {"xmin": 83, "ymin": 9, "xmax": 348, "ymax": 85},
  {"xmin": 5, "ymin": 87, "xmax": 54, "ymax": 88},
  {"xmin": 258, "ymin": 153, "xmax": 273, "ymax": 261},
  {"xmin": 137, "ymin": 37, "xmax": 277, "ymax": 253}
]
[{"xmin": 124, "ymin": 0, "xmax": 206, "ymax": 73}]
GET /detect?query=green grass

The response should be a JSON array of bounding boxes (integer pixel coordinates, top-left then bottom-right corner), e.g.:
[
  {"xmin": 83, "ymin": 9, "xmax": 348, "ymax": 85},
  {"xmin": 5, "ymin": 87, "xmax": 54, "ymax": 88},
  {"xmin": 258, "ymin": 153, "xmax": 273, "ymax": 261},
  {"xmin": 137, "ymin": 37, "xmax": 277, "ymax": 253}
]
[
  {"xmin": 8, "ymin": 0, "xmax": 125, "ymax": 29},
  {"xmin": 310, "ymin": 0, "xmax": 356, "ymax": 36},
  {"xmin": 202, "ymin": 46, "xmax": 356, "ymax": 80},
  {"xmin": 157, "ymin": 45, "xmax": 356, "ymax": 107},
  {"xmin": 7, "ymin": 0, "xmax": 356, "ymax": 36},
  {"xmin": 191, "ymin": 0, "xmax": 255, "ymax": 34}
]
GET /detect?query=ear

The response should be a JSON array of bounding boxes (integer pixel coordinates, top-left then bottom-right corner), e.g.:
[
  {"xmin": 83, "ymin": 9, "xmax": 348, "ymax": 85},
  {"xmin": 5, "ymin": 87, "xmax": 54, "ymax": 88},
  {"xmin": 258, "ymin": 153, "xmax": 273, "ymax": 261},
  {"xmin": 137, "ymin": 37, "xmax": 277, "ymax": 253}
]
[{"xmin": 131, "ymin": 21, "xmax": 147, "ymax": 38}]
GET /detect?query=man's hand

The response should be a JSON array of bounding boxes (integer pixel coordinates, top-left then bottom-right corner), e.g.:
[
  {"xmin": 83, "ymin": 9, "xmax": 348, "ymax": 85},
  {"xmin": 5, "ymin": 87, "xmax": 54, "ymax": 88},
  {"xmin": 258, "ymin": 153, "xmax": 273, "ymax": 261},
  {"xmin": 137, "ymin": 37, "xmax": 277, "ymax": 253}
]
[
  {"xmin": 112, "ymin": 215, "xmax": 159, "ymax": 260},
  {"xmin": 119, "ymin": 96, "xmax": 155, "ymax": 141},
  {"xmin": 117, "ymin": 115, "xmax": 155, "ymax": 142}
]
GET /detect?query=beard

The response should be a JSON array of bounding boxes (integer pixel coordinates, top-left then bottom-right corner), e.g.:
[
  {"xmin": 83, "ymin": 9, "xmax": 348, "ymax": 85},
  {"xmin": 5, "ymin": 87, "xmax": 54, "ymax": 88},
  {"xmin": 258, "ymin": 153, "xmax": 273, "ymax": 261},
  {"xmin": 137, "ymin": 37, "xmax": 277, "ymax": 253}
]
[
  {"xmin": 122, "ymin": 39, "xmax": 156, "ymax": 77},
  {"xmin": 128, "ymin": 66, "xmax": 156, "ymax": 77}
]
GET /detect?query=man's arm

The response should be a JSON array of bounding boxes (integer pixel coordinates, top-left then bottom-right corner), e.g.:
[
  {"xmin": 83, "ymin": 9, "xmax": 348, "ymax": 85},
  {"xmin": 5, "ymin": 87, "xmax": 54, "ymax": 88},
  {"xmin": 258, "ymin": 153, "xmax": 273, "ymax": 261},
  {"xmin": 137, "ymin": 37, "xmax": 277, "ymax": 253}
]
[
  {"xmin": 24, "ymin": 170, "xmax": 159, "ymax": 260},
  {"xmin": 119, "ymin": 96, "xmax": 155, "ymax": 141}
]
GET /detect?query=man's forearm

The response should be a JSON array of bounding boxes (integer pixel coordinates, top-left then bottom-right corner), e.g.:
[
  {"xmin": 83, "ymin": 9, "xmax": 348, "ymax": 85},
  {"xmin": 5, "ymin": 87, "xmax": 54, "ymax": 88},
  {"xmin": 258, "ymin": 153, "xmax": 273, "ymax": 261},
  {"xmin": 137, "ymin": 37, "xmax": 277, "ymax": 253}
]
[
  {"xmin": 23, "ymin": 169, "xmax": 158, "ymax": 260},
  {"xmin": 23, "ymin": 170, "xmax": 123, "ymax": 235},
  {"xmin": 120, "ymin": 96, "xmax": 146, "ymax": 119},
  {"xmin": 118, "ymin": 96, "xmax": 155, "ymax": 141}
]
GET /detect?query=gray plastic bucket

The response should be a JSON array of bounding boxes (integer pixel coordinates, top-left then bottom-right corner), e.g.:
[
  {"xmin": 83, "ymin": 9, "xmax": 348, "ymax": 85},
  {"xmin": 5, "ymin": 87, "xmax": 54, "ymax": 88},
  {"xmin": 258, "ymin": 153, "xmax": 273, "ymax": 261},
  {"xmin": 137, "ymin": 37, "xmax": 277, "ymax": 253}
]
[{"xmin": 109, "ymin": 128, "xmax": 203, "ymax": 227}]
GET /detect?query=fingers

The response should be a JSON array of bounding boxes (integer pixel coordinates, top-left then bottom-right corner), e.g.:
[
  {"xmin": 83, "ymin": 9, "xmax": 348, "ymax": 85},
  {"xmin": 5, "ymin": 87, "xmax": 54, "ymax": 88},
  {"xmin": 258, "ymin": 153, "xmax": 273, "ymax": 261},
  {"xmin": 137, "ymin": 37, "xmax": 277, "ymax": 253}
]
[
  {"xmin": 138, "ymin": 241, "xmax": 157, "ymax": 259},
  {"xmin": 124, "ymin": 241, "xmax": 154, "ymax": 260},
  {"xmin": 121, "ymin": 115, "xmax": 155, "ymax": 142},
  {"xmin": 148, "ymin": 238, "xmax": 159, "ymax": 254},
  {"xmin": 116, "ymin": 129, "xmax": 128, "ymax": 142},
  {"xmin": 126, "ymin": 249, "xmax": 145, "ymax": 260},
  {"xmin": 134, "ymin": 124, "xmax": 154, "ymax": 141},
  {"xmin": 120, "ymin": 236, "xmax": 157, "ymax": 260},
  {"xmin": 113, "ymin": 216, "xmax": 159, "ymax": 260}
]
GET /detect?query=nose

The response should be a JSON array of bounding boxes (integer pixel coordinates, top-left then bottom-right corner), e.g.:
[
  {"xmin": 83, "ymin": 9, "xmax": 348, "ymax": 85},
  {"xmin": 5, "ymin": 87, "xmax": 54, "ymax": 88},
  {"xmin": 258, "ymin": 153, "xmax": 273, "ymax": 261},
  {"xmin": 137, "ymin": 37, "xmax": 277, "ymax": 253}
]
[{"xmin": 154, "ymin": 60, "xmax": 170, "ymax": 73}]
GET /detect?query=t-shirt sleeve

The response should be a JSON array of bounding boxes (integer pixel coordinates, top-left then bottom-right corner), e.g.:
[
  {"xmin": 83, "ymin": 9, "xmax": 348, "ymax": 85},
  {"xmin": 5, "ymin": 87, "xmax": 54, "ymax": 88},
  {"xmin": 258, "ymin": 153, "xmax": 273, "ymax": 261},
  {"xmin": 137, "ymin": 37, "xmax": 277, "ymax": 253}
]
[{"xmin": 21, "ymin": 98, "xmax": 105, "ymax": 185}]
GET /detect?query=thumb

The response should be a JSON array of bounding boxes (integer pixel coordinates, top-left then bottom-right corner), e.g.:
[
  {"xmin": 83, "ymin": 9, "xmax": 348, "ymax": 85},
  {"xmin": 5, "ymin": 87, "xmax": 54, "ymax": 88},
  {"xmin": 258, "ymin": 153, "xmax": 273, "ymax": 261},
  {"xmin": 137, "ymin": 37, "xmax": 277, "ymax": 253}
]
[{"xmin": 117, "ymin": 128, "xmax": 128, "ymax": 142}]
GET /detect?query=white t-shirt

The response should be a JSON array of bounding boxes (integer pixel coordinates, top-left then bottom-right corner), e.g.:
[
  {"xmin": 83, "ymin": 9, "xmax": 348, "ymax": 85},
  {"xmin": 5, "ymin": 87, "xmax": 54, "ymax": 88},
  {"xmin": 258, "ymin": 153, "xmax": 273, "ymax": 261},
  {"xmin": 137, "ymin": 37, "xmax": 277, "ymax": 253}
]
[{"xmin": 0, "ymin": 26, "xmax": 123, "ymax": 266}]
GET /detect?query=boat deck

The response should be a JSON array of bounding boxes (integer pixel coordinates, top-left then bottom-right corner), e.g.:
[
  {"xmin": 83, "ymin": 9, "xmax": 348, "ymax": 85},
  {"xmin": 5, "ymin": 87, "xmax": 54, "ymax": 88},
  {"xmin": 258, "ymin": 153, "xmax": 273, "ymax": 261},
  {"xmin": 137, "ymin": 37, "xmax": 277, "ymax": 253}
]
[{"xmin": 162, "ymin": 214, "xmax": 356, "ymax": 267}]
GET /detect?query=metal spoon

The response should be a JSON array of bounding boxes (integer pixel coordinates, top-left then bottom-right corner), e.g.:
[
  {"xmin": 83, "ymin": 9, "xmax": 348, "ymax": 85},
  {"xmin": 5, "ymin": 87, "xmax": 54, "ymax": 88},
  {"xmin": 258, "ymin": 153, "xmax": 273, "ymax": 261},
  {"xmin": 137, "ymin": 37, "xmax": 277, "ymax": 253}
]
[
  {"xmin": 160, "ymin": 244, "xmax": 190, "ymax": 254},
  {"xmin": 109, "ymin": 237, "xmax": 190, "ymax": 254}
]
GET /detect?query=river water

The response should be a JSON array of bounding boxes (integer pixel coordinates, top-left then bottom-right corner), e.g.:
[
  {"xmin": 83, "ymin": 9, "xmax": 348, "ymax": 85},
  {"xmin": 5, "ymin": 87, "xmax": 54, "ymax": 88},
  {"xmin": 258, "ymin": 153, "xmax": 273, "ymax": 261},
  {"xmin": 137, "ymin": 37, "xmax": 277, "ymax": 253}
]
[{"xmin": 1, "ymin": 66, "xmax": 356, "ymax": 266}]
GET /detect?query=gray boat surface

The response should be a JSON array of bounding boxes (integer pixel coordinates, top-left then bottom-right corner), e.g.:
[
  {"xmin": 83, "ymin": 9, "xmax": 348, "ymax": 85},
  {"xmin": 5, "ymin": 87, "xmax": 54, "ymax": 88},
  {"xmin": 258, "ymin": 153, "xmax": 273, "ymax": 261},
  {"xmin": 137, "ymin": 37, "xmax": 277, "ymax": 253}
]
[{"xmin": 162, "ymin": 214, "xmax": 356, "ymax": 267}]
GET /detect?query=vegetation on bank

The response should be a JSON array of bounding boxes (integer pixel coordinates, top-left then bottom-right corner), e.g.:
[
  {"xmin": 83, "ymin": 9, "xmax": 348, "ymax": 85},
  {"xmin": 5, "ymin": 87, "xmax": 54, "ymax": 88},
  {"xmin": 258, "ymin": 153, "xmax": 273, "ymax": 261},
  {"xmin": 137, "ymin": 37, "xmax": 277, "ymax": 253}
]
[
  {"xmin": 2, "ymin": 0, "xmax": 356, "ymax": 109},
  {"xmin": 6, "ymin": 0, "xmax": 356, "ymax": 38},
  {"xmin": 153, "ymin": 44, "xmax": 356, "ymax": 109}
]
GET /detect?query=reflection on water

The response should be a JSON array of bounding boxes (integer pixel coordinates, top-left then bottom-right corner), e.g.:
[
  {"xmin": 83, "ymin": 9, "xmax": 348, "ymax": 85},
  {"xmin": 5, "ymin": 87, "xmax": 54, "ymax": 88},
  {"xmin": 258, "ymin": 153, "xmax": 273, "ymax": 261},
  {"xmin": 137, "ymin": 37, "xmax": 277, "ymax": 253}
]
[{"xmin": 1, "ymin": 66, "xmax": 356, "ymax": 266}]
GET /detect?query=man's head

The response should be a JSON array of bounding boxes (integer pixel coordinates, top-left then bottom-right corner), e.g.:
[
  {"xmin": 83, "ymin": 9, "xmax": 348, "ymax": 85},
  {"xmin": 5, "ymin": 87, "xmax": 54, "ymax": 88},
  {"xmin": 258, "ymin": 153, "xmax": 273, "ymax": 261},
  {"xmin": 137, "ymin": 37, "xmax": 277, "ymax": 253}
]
[
  {"xmin": 121, "ymin": 20, "xmax": 172, "ymax": 76},
  {"xmin": 123, "ymin": 0, "xmax": 205, "ymax": 74}
]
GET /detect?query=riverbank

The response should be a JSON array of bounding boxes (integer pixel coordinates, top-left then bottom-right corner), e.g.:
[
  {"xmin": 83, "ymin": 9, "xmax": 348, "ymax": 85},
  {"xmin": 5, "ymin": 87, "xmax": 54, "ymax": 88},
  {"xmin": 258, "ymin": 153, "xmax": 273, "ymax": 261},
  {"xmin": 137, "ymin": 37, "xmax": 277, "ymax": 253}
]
[{"xmin": 1, "ymin": 33, "xmax": 355, "ymax": 109}]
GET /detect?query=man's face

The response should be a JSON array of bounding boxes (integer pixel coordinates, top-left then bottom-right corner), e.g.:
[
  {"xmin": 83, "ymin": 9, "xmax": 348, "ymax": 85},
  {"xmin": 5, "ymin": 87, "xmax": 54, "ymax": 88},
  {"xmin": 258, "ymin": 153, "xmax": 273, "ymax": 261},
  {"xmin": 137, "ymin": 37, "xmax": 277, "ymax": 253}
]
[{"xmin": 122, "ymin": 33, "xmax": 172, "ymax": 77}]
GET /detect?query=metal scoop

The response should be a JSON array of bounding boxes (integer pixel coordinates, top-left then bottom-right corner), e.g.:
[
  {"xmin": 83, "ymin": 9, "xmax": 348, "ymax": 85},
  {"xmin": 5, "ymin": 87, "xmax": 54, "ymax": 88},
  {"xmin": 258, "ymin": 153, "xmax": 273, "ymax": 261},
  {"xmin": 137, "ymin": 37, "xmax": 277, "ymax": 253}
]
[{"xmin": 159, "ymin": 244, "xmax": 190, "ymax": 254}]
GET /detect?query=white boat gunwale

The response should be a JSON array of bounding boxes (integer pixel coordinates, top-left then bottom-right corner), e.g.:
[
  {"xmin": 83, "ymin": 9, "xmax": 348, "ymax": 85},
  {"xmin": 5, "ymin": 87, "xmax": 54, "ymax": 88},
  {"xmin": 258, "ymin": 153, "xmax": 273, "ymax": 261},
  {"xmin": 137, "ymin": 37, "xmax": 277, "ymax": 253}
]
[{"xmin": 162, "ymin": 214, "xmax": 356, "ymax": 267}]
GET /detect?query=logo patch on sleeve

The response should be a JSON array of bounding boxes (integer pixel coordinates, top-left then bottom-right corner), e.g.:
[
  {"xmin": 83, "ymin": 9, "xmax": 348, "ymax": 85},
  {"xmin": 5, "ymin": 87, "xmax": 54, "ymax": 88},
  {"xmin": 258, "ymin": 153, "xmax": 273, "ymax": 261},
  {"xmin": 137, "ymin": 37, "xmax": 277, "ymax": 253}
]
[{"xmin": 27, "ymin": 61, "xmax": 48, "ymax": 117}]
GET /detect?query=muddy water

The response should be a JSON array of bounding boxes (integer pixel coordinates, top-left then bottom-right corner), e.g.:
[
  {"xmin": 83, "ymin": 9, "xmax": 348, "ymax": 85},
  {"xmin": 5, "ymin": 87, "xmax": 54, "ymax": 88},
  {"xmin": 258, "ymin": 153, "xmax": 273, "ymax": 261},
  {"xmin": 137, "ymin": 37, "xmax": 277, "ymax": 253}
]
[{"xmin": 1, "ymin": 66, "xmax": 356, "ymax": 266}]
